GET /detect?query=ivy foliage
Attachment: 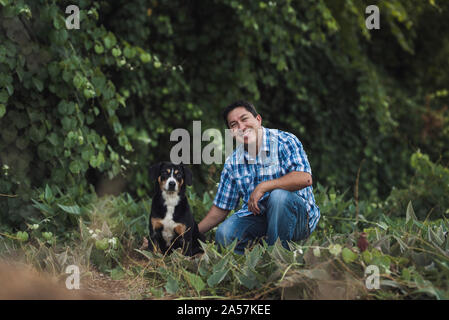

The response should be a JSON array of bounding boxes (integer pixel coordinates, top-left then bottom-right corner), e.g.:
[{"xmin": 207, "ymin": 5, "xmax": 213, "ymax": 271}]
[{"xmin": 1, "ymin": 0, "xmax": 449, "ymax": 228}]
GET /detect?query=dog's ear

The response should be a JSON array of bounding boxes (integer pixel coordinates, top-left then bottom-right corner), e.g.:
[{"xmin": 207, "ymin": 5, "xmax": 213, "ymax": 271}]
[
  {"xmin": 183, "ymin": 164, "xmax": 192, "ymax": 186},
  {"xmin": 149, "ymin": 163, "xmax": 161, "ymax": 181}
]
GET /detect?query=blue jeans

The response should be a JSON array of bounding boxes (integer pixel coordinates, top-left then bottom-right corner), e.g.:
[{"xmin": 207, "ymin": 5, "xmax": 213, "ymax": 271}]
[{"xmin": 215, "ymin": 189, "xmax": 310, "ymax": 254}]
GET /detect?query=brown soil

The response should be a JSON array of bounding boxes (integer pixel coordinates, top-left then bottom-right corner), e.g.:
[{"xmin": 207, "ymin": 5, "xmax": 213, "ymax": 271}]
[{"xmin": 0, "ymin": 260, "xmax": 147, "ymax": 300}]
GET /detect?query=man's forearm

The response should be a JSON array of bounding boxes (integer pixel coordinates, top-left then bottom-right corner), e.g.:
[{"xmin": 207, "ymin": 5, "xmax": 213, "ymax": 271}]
[
  {"xmin": 260, "ymin": 171, "xmax": 312, "ymax": 193},
  {"xmin": 198, "ymin": 205, "xmax": 229, "ymax": 234}
]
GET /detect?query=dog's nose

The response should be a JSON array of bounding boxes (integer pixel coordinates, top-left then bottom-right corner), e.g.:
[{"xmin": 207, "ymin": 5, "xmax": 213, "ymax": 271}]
[{"xmin": 168, "ymin": 181, "xmax": 176, "ymax": 189}]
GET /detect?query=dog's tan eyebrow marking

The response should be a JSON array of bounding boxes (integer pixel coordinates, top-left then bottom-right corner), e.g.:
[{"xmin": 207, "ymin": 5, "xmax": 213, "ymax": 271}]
[
  {"xmin": 166, "ymin": 169, "xmax": 171, "ymax": 173},
  {"xmin": 174, "ymin": 170, "xmax": 179, "ymax": 174}
]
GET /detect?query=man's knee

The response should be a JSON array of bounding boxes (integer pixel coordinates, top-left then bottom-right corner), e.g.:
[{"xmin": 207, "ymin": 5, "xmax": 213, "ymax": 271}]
[
  {"xmin": 267, "ymin": 189, "xmax": 290, "ymax": 209},
  {"xmin": 215, "ymin": 222, "xmax": 235, "ymax": 247}
]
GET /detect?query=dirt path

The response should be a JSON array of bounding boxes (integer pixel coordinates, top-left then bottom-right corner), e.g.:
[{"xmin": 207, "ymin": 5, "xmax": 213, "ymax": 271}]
[{"xmin": 82, "ymin": 267, "xmax": 148, "ymax": 299}]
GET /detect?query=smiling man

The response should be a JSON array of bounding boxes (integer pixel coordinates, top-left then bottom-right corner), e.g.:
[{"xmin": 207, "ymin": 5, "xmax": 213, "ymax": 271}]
[{"xmin": 198, "ymin": 101, "xmax": 320, "ymax": 254}]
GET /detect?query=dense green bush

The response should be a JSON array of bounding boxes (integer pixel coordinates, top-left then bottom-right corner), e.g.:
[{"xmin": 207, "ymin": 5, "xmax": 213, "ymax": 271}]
[
  {"xmin": 386, "ymin": 151, "xmax": 449, "ymax": 220},
  {"xmin": 1, "ymin": 0, "xmax": 449, "ymax": 231}
]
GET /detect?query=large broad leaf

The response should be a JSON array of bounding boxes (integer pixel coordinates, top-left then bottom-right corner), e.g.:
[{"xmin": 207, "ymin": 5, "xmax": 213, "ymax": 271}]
[
  {"xmin": 31, "ymin": 199, "xmax": 54, "ymax": 216},
  {"xmin": 342, "ymin": 247, "xmax": 358, "ymax": 263},
  {"xmin": 184, "ymin": 271, "xmax": 205, "ymax": 294},
  {"xmin": 235, "ymin": 268, "xmax": 260, "ymax": 290},
  {"xmin": 207, "ymin": 268, "xmax": 229, "ymax": 287},
  {"xmin": 427, "ymin": 226, "xmax": 444, "ymax": 247},
  {"xmin": 134, "ymin": 249, "xmax": 157, "ymax": 260},
  {"xmin": 110, "ymin": 267, "xmax": 125, "ymax": 280},
  {"xmin": 165, "ymin": 276, "xmax": 179, "ymax": 294},
  {"xmin": 57, "ymin": 204, "xmax": 81, "ymax": 215},
  {"xmin": 246, "ymin": 245, "xmax": 263, "ymax": 270},
  {"xmin": 212, "ymin": 255, "xmax": 231, "ymax": 273},
  {"xmin": 270, "ymin": 239, "xmax": 295, "ymax": 264}
]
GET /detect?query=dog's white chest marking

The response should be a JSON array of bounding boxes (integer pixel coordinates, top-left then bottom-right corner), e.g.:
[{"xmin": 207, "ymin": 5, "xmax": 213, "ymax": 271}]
[{"xmin": 161, "ymin": 191, "xmax": 182, "ymax": 247}]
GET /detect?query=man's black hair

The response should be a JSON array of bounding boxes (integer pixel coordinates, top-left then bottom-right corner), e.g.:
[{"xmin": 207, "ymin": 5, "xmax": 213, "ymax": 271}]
[{"xmin": 222, "ymin": 100, "xmax": 258, "ymax": 128}]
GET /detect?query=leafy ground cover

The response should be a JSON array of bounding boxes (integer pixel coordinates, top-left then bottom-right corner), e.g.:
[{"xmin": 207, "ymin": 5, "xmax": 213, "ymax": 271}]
[{"xmin": 1, "ymin": 172, "xmax": 448, "ymax": 300}]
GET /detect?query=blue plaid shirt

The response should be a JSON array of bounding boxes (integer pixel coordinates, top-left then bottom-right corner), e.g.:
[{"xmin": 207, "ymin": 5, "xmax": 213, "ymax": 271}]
[{"xmin": 213, "ymin": 127, "xmax": 320, "ymax": 233}]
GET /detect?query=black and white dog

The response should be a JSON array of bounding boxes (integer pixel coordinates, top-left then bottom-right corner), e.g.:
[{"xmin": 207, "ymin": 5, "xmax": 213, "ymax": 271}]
[{"xmin": 146, "ymin": 162, "xmax": 205, "ymax": 256}]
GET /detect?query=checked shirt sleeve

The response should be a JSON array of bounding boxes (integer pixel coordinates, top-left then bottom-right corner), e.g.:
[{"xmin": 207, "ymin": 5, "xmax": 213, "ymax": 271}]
[
  {"xmin": 280, "ymin": 133, "xmax": 312, "ymax": 175},
  {"xmin": 213, "ymin": 164, "xmax": 240, "ymax": 211}
]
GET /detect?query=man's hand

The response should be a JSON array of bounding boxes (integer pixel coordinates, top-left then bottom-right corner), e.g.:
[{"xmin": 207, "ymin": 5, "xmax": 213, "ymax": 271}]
[
  {"xmin": 248, "ymin": 182, "xmax": 267, "ymax": 215},
  {"xmin": 247, "ymin": 172, "xmax": 313, "ymax": 215}
]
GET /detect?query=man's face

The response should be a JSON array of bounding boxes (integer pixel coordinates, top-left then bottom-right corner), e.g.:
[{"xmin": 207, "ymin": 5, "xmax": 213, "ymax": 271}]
[{"xmin": 227, "ymin": 106, "xmax": 262, "ymax": 146}]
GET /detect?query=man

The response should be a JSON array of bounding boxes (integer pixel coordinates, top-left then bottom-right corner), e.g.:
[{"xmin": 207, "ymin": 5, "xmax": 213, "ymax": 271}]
[{"xmin": 198, "ymin": 101, "xmax": 320, "ymax": 254}]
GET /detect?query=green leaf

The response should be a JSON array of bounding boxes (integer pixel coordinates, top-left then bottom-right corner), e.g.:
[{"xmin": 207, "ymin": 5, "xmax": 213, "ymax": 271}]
[
  {"xmin": 0, "ymin": 104, "xmax": 5, "ymax": 118},
  {"xmin": 270, "ymin": 239, "xmax": 295, "ymax": 263},
  {"xmin": 184, "ymin": 271, "xmax": 205, "ymax": 294},
  {"xmin": 198, "ymin": 264, "xmax": 208, "ymax": 277},
  {"xmin": 362, "ymin": 250, "xmax": 373, "ymax": 264},
  {"xmin": 328, "ymin": 244, "xmax": 342, "ymax": 256},
  {"xmin": 0, "ymin": 90, "xmax": 8, "ymax": 103},
  {"xmin": 44, "ymin": 185, "xmax": 53, "ymax": 202},
  {"xmin": 134, "ymin": 249, "xmax": 157, "ymax": 260},
  {"xmin": 42, "ymin": 232, "xmax": 53, "ymax": 240},
  {"xmin": 94, "ymin": 43, "xmax": 104, "ymax": 54},
  {"xmin": 29, "ymin": 125, "xmax": 46, "ymax": 142},
  {"xmin": 95, "ymin": 238, "xmax": 109, "ymax": 251},
  {"xmin": 57, "ymin": 204, "xmax": 81, "ymax": 215},
  {"xmin": 53, "ymin": 15, "xmax": 64, "ymax": 30},
  {"xmin": 149, "ymin": 287, "xmax": 163, "ymax": 298},
  {"xmin": 103, "ymin": 32, "xmax": 117, "ymax": 49},
  {"xmin": 165, "ymin": 276, "xmax": 179, "ymax": 294},
  {"xmin": 32, "ymin": 77, "xmax": 44, "ymax": 92},
  {"xmin": 5, "ymin": 84, "xmax": 13, "ymax": 95},
  {"xmin": 16, "ymin": 231, "xmax": 29, "ymax": 242},
  {"xmin": 73, "ymin": 74, "xmax": 85, "ymax": 90},
  {"xmin": 83, "ymin": 88, "xmax": 96, "ymax": 99},
  {"xmin": 140, "ymin": 52, "xmax": 152, "ymax": 63},
  {"xmin": 58, "ymin": 100, "xmax": 68, "ymax": 115},
  {"xmin": 31, "ymin": 199, "xmax": 55, "ymax": 216},
  {"xmin": 124, "ymin": 46, "xmax": 136, "ymax": 58},
  {"xmin": 401, "ymin": 268, "xmax": 411, "ymax": 281},
  {"xmin": 341, "ymin": 247, "xmax": 358, "ymax": 263},
  {"xmin": 372, "ymin": 255, "xmax": 391, "ymax": 272},
  {"xmin": 112, "ymin": 48, "xmax": 121, "ymax": 57},
  {"xmin": 246, "ymin": 245, "xmax": 262, "ymax": 269},
  {"xmin": 235, "ymin": 269, "xmax": 259, "ymax": 289},
  {"xmin": 110, "ymin": 268, "xmax": 125, "ymax": 280},
  {"xmin": 207, "ymin": 268, "xmax": 229, "ymax": 287},
  {"xmin": 69, "ymin": 161, "xmax": 81, "ymax": 174}
]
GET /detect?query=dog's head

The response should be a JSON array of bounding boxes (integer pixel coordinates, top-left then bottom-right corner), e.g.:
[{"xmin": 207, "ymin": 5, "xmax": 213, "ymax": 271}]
[{"xmin": 149, "ymin": 162, "xmax": 192, "ymax": 193}]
